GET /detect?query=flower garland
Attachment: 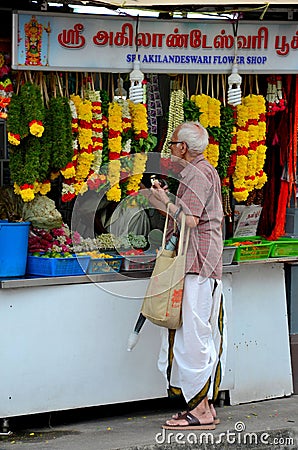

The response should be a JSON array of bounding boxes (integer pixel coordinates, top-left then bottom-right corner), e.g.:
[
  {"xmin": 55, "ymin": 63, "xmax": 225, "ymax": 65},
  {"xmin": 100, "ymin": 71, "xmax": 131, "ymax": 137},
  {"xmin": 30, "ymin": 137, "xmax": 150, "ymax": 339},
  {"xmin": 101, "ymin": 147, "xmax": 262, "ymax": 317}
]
[
  {"xmin": 6, "ymin": 82, "xmax": 57, "ymax": 202},
  {"xmin": 0, "ymin": 51, "xmax": 10, "ymax": 78},
  {"xmin": 129, "ymin": 102, "xmax": 148, "ymax": 141},
  {"xmin": 0, "ymin": 78, "xmax": 13, "ymax": 119},
  {"xmin": 126, "ymin": 153, "xmax": 147, "ymax": 195},
  {"xmin": 266, "ymin": 76, "xmax": 287, "ymax": 116},
  {"xmin": 86, "ymin": 89, "xmax": 104, "ymax": 174},
  {"xmin": 84, "ymin": 96, "xmax": 154, "ymax": 203},
  {"xmin": 60, "ymin": 94, "xmax": 94, "ymax": 202},
  {"xmin": 118, "ymin": 99, "xmax": 133, "ymax": 196},
  {"xmin": 232, "ymin": 94, "xmax": 267, "ymax": 202},
  {"xmin": 60, "ymin": 98, "xmax": 79, "ymax": 203},
  {"xmin": 7, "ymin": 82, "xmax": 45, "ymax": 146},
  {"xmin": 99, "ymin": 89, "xmax": 110, "ymax": 166},
  {"xmin": 217, "ymin": 105, "xmax": 235, "ymax": 193},
  {"xmin": 9, "ymin": 136, "xmax": 42, "ymax": 201},
  {"xmin": 190, "ymin": 94, "xmax": 221, "ymax": 168},
  {"xmin": 46, "ymin": 96, "xmax": 73, "ymax": 171},
  {"xmin": 126, "ymin": 102, "xmax": 150, "ymax": 196},
  {"xmin": 75, "ymin": 97, "xmax": 94, "ymax": 181},
  {"xmin": 184, "ymin": 97, "xmax": 235, "ymax": 205},
  {"xmin": 106, "ymin": 101, "xmax": 123, "ymax": 202},
  {"xmin": 120, "ymin": 99, "xmax": 132, "ymax": 156},
  {"xmin": 161, "ymin": 89, "xmax": 185, "ymax": 158}
]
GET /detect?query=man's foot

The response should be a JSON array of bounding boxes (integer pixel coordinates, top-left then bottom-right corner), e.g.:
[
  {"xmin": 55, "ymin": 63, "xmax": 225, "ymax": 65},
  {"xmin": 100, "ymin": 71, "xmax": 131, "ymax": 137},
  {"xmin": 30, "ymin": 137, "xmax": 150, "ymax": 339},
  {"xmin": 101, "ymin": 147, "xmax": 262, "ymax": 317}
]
[
  {"xmin": 172, "ymin": 401, "xmax": 220, "ymax": 424},
  {"xmin": 209, "ymin": 401, "xmax": 220, "ymax": 425},
  {"xmin": 165, "ymin": 397, "xmax": 215, "ymax": 429},
  {"xmin": 163, "ymin": 412, "xmax": 216, "ymax": 430},
  {"xmin": 172, "ymin": 410, "xmax": 188, "ymax": 420}
]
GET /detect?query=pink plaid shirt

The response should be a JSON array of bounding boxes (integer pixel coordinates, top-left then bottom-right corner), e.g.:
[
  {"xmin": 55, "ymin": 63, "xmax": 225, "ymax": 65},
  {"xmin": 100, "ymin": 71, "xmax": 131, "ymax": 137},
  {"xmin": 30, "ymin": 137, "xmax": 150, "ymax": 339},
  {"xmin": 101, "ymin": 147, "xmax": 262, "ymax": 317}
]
[{"xmin": 168, "ymin": 154, "xmax": 223, "ymax": 279}]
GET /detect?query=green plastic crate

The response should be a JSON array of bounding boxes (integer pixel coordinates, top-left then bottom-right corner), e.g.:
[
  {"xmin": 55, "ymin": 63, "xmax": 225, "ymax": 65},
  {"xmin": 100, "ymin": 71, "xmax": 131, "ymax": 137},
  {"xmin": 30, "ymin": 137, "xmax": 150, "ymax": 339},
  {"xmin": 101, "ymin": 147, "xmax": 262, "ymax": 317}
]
[
  {"xmin": 225, "ymin": 237, "xmax": 272, "ymax": 261},
  {"xmin": 270, "ymin": 239, "xmax": 298, "ymax": 258}
]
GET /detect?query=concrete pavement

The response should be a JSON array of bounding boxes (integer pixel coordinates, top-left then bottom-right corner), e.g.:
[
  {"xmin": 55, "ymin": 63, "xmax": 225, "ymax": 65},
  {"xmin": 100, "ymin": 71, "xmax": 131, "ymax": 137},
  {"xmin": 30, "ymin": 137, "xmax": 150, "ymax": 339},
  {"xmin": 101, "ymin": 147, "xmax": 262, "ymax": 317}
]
[{"xmin": 0, "ymin": 395, "xmax": 297, "ymax": 449}]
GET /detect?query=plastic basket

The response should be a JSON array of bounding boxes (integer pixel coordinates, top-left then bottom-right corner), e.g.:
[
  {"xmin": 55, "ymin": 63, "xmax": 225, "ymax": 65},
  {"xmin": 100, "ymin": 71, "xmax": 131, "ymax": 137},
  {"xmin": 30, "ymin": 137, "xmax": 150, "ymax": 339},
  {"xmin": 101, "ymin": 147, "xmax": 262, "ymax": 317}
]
[
  {"xmin": 222, "ymin": 246, "xmax": 237, "ymax": 265},
  {"xmin": 121, "ymin": 253, "xmax": 156, "ymax": 271},
  {"xmin": 270, "ymin": 239, "xmax": 298, "ymax": 258},
  {"xmin": 225, "ymin": 238, "xmax": 272, "ymax": 261},
  {"xmin": 26, "ymin": 255, "xmax": 90, "ymax": 277},
  {"xmin": 0, "ymin": 221, "xmax": 30, "ymax": 277},
  {"xmin": 87, "ymin": 255, "xmax": 123, "ymax": 274}
]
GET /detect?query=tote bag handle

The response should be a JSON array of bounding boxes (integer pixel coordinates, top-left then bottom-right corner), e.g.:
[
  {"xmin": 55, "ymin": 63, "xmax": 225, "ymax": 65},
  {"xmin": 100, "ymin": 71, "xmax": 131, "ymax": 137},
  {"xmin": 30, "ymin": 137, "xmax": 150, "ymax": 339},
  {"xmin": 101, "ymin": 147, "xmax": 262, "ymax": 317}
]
[{"xmin": 161, "ymin": 204, "xmax": 190, "ymax": 256}]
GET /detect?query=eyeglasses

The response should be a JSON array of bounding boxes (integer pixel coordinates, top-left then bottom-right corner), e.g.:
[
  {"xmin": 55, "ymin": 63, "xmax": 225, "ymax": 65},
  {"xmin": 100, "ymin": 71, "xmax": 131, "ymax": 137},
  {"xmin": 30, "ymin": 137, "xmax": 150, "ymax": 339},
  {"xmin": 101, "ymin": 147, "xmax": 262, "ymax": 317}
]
[{"xmin": 168, "ymin": 141, "xmax": 184, "ymax": 147}]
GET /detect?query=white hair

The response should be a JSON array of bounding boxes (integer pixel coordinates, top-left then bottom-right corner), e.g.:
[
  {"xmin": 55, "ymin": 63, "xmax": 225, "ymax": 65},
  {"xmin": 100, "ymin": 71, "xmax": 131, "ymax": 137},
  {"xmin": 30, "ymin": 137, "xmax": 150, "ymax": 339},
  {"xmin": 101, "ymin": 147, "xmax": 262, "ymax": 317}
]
[{"xmin": 176, "ymin": 121, "xmax": 209, "ymax": 156}]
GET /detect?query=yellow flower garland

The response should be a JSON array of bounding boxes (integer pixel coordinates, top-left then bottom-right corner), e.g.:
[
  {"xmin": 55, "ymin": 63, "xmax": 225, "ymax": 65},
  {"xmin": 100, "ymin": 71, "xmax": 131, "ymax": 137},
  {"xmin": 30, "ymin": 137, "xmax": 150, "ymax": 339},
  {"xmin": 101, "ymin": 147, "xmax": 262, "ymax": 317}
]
[
  {"xmin": 127, "ymin": 102, "xmax": 149, "ymax": 195},
  {"xmin": 203, "ymin": 143, "xmax": 219, "ymax": 168},
  {"xmin": 191, "ymin": 94, "xmax": 221, "ymax": 168},
  {"xmin": 74, "ymin": 96, "xmax": 94, "ymax": 182},
  {"xmin": 86, "ymin": 89, "xmax": 103, "ymax": 174},
  {"xmin": 106, "ymin": 101, "xmax": 123, "ymax": 202},
  {"xmin": 126, "ymin": 153, "xmax": 147, "ymax": 193},
  {"xmin": 232, "ymin": 94, "xmax": 267, "ymax": 202},
  {"xmin": 128, "ymin": 102, "xmax": 148, "ymax": 136}
]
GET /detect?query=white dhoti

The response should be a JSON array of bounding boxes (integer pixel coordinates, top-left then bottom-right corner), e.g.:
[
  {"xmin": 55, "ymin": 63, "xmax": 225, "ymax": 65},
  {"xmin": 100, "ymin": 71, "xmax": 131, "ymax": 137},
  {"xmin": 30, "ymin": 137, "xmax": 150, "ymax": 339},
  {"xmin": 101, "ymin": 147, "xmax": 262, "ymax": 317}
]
[{"xmin": 158, "ymin": 274, "xmax": 227, "ymax": 409}]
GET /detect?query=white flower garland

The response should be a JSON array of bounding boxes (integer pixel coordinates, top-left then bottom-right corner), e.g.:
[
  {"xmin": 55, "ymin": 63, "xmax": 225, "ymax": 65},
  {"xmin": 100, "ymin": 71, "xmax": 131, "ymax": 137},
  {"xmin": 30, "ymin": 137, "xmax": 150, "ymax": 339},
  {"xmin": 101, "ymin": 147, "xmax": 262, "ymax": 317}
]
[
  {"xmin": 69, "ymin": 98, "xmax": 79, "ymax": 161},
  {"xmin": 122, "ymin": 138, "xmax": 131, "ymax": 155},
  {"xmin": 85, "ymin": 89, "xmax": 103, "ymax": 174},
  {"xmin": 161, "ymin": 89, "xmax": 185, "ymax": 158}
]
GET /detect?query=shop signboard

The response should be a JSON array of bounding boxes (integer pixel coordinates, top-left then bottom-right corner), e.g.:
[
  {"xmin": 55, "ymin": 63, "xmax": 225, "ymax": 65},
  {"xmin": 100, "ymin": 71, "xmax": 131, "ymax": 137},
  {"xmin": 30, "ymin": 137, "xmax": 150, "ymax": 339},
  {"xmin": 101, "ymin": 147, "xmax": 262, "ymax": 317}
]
[{"xmin": 12, "ymin": 11, "xmax": 298, "ymax": 73}]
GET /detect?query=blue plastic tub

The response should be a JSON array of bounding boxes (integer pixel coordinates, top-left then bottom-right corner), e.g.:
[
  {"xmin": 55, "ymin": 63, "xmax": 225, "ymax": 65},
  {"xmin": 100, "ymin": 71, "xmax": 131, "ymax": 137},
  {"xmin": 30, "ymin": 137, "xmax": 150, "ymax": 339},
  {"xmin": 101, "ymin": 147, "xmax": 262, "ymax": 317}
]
[{"xmin": 0, "ymin": 220, "xmax": 30, "ymax": 277}]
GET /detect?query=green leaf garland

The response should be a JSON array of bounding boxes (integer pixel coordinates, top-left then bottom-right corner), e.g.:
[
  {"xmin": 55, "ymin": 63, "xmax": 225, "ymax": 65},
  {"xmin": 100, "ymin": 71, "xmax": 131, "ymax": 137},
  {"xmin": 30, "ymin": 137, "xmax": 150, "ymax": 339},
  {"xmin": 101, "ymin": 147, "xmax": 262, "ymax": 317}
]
[
  {"xmin": 9, "ymin": 136, "xmax": 41, "ymax": 186},
  {"xmin": 46, "ymin": 96, "xmax": 73, "ymax": 171},
  {"xmin": 100, "ymin": 89, "xmax": 110, "ymax": 165},
  {"xmin": 217, "ymin": 105, "xmax": 235, "ymax": 182},
  {"xmin": 6, "ymin": 92, "xmax": 28, "ymax": 141}
]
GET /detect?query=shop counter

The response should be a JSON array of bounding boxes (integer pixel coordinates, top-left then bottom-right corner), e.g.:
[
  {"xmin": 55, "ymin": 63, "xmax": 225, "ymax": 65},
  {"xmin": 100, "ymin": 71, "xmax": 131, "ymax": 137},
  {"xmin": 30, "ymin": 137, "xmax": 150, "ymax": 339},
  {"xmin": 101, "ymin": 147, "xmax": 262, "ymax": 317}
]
[{"xmin": 0, "ymin": 259, "xmax": 294, "ymax": 419}]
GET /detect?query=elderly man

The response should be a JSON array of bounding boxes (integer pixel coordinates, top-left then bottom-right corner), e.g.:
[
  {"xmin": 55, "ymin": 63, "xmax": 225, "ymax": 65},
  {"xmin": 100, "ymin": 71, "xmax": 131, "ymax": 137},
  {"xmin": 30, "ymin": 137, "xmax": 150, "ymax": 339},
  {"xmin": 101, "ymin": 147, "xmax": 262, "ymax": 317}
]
[{"xmin": 150, "ymin": 121, "xmax": 225, "ymax": 431}]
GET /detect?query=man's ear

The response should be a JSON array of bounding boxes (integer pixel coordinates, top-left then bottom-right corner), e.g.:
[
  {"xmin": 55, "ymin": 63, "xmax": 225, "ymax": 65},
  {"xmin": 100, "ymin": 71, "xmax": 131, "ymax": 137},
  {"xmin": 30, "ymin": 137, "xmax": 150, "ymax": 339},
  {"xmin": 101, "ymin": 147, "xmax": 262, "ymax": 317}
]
[{"xmin": 180, "ymin": 142, "xmax": 187, "ymax": 155}]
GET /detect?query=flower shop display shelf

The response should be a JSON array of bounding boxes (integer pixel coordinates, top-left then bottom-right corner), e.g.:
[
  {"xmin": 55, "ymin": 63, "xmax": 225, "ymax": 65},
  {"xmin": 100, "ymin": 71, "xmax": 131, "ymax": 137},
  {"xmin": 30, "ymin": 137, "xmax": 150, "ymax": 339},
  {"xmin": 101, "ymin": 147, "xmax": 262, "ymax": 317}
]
[
  {"xmin": 26, "ymin": 254, "xmax": 91, "ymax": 277},
  {"xmin": 225, "ymin": 237, "xmax": 273, "ymax": 262}
]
